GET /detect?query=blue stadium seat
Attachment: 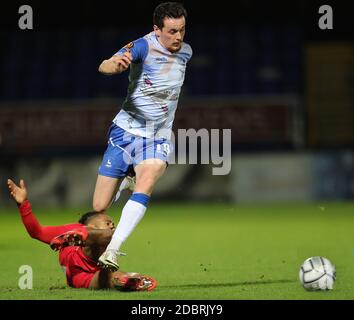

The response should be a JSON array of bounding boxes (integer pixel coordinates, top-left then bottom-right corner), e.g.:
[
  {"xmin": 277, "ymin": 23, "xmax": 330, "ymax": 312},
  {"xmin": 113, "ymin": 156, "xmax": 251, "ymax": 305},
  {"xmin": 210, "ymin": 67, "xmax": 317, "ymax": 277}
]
[{"xmin": 0, "ymin": 25, "xmax": 304, "ymax": 101}]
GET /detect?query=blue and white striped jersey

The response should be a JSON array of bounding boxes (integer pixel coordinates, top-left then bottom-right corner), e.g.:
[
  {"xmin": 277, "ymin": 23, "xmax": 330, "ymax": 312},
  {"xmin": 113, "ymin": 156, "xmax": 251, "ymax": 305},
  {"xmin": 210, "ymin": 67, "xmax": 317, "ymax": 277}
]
[{"xmin": 112, "ymin": 31, "xmax": 192, "ymax": 139}]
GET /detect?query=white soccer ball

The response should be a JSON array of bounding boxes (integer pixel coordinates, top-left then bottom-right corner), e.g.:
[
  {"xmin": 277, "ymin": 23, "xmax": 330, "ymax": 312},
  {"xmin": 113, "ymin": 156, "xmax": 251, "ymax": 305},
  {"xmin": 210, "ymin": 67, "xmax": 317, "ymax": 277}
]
[{"xmin": 299, "ymin": 256, "xmax": 336, "ymax": 291}]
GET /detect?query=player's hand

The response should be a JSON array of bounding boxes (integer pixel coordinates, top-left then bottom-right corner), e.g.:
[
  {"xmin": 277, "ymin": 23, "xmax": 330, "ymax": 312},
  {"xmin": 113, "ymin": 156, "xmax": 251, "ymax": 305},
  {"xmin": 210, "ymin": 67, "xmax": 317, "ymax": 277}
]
[
  {"xmin": 7, "ymin": 179, "xmax": 27, "ymax": 204},
  {"xmin": 110, "ymin": 51, "xmax": 132, "ymax": 73}
]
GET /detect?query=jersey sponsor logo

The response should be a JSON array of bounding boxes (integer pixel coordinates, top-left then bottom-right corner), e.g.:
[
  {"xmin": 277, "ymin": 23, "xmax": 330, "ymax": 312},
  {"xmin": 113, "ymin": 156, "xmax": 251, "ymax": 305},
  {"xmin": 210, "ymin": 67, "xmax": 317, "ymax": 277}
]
[{"xmin": 155, "ymin": 57, "xmax": 168, "ymax": 63}]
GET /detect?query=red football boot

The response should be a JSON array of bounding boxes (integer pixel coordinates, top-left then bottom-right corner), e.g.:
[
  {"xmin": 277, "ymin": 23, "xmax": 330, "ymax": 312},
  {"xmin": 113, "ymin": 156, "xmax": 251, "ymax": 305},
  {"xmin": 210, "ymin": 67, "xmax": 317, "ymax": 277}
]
[{"xmin": 118, "ymin": 274, "xmax": 157, "ymax": 292}]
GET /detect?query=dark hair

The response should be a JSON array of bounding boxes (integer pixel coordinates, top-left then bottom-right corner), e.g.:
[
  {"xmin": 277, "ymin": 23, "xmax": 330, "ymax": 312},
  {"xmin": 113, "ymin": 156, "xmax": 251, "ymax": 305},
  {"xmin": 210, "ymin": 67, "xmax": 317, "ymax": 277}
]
[
  {"xmin": 153, "ymin": 2, "xmax": 187, "ymax": 29},
  {"xmin": 78, "ymin": 211, "xmax": 101, "ymax": 225}
]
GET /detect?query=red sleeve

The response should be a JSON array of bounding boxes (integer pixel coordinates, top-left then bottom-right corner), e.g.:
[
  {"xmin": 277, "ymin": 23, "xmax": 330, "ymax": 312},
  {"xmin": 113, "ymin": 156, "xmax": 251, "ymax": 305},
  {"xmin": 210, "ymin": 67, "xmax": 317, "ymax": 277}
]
[{"xmin": 18, "ymin": 200, "xmax": 86, "ymax": 244}]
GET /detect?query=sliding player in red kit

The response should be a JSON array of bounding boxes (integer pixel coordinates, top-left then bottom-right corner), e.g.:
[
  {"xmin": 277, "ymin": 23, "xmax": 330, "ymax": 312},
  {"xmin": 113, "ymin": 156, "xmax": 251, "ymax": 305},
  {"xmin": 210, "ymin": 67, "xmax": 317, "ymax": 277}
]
[{"xmin": 7, "ymin": 179, "xmax": 157, "ymax": 291}]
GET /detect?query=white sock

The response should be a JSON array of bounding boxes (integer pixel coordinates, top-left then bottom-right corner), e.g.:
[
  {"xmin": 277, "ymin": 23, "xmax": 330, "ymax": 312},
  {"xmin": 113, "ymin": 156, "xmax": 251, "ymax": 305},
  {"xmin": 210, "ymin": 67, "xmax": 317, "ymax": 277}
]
[{"xmin": 106, "ymin": 199, "xmax": 147, "ymax": 252}]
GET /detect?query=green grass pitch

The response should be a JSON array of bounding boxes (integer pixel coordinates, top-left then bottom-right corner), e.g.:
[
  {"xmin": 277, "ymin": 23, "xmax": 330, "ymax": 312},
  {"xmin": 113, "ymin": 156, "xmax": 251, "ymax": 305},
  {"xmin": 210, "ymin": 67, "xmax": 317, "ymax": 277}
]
[{"xmin": 0, "ymin": 201, "xmax": 353, "ymax": 300}]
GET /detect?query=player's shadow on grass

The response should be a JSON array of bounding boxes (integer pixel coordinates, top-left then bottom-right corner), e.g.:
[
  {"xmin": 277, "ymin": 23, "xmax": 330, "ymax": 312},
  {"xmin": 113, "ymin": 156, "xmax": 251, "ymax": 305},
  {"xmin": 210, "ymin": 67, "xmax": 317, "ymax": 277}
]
[{"xmin": 162, "ymin": 279, "xmax": 295, "ymax": 289}]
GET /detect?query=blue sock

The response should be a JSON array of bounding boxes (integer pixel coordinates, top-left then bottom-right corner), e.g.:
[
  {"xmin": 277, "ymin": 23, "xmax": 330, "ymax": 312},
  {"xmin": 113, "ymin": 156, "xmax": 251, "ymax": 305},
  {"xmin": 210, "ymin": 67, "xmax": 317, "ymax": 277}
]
[{"xmin": 130, "ymin": 192, "xmax": 150, "ymax": 207}]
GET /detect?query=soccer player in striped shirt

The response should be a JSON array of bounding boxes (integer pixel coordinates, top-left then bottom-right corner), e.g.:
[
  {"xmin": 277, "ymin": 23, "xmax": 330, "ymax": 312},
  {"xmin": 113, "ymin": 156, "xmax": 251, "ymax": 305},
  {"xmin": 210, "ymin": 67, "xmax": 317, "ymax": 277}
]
[{"xmin": 93, "ymin": 2, "xmax": 192, "ymax": 271}]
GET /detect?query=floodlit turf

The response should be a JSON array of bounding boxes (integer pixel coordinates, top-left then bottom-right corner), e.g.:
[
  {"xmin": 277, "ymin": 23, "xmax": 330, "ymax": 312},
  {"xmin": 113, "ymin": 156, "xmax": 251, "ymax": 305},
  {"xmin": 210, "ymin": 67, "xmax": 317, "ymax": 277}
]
[{"xmin": 0, "ymin": 201, "xmax": 353, "ymax": 300}]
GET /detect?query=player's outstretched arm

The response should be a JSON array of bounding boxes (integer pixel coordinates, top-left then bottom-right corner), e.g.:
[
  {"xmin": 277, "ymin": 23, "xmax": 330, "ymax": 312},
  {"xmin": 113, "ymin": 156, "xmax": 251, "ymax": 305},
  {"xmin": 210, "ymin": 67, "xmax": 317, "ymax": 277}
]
[
  {"xmin": 8, "ymin": 178, "xmax": 86, "ymax": 245},
  {"xmin": 98, "ymin": 51, "xmax": 132, "ymax": 75},
  {"xmin": 7, "ymin": 179, "xmax": 27, "ymax": 205}
]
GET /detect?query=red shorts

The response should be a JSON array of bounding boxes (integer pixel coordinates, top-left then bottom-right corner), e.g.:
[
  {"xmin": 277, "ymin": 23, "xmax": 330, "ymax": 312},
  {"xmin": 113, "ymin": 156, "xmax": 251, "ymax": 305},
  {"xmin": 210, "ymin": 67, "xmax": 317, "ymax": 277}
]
[{"xmin": 59, "ymin": 246, "xmax": 101, "ymax": 288}]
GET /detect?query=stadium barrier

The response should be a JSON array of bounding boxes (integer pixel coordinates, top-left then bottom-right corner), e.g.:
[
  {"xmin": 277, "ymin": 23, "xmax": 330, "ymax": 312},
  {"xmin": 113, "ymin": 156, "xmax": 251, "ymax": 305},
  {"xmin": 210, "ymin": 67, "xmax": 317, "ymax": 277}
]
[{"xmin": 1, "ymin": 151, "xmax": 353, "ymax": 206}]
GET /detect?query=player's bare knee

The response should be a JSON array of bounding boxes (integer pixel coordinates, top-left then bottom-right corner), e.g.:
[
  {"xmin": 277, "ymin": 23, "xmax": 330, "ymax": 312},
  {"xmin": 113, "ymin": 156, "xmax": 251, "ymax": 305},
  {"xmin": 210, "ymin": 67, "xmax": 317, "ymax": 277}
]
[
  {"xmin": 136, "ymin": 161, "xmax": 166, "ymax": 180},
  {"xmin": 155, "ymin": 163, "xmax": 167, "ymax": 176}
]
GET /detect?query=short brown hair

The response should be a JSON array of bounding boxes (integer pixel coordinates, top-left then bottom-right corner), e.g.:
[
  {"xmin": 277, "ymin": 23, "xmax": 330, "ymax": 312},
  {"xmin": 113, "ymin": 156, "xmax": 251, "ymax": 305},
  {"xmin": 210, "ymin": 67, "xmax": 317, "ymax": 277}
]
[{"xmin": 153, "ymin": 2, "xmax": 187, "ymax": 29}]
